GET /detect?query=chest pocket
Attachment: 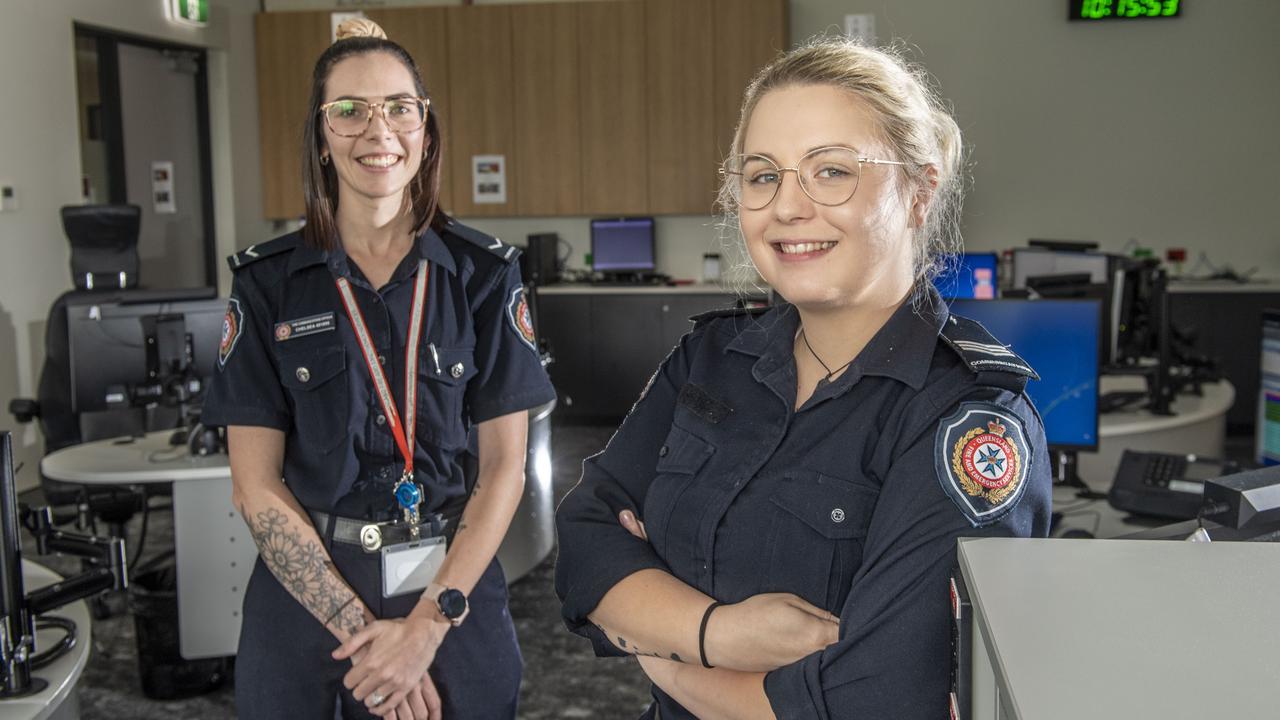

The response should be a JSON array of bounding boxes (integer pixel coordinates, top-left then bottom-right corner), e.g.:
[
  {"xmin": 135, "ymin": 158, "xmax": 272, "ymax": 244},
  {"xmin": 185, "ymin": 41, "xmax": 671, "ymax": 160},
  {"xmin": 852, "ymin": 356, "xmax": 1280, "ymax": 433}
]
[
  {"xmin": 417, "ymin": 346, "xmax": 476, "ymax": 450},
  {"xmin": 643, "ymin": 423, "xmax": 715, "ymax": 561},
  {"xmin": 766, "ymin": 472, "xmax": 877, "ymax": 612},
  {"xmin": 278, "ymin": 345, "xmax": 348, "ymax": 452}
]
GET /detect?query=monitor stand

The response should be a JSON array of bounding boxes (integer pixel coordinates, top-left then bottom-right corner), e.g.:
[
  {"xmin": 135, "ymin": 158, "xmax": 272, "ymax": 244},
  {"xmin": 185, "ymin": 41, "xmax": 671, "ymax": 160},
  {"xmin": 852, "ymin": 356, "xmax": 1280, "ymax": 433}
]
[{"xmin": 1053, "ymin": 449, "xmax": 1106, "ymax": 500}]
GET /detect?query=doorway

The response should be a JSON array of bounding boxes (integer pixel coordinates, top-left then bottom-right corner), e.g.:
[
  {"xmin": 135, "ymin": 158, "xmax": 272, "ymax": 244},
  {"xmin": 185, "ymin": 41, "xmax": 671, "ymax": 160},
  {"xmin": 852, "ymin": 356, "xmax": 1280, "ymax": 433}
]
[{"xmin": 73, "ymin": 25, "xmax": 216, "ymax": 289}]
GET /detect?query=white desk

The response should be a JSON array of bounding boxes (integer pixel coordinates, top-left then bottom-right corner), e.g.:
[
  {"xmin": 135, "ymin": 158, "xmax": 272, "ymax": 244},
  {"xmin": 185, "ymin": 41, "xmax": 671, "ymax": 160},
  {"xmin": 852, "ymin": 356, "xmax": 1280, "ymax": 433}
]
[
  {"xmin": 1, "ymin": 561, "xmax": 93, "ymax": 720},
  {"xmin": 41, "ymin": 432, "xmax": 255, "ymax": 660},
  {"xmin": 957, "ymin": 538, "xmax": 1280, "ymax": 720},
  {"xmin": 1078, "ymin": 378, "xmax": 1234, "ymax": 492}
]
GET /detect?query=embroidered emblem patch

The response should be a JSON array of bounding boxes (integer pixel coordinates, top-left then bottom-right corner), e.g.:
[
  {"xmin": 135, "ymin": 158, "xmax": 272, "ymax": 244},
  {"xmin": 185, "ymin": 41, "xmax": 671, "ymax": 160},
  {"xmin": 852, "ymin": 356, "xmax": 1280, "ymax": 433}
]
[
  {"xmin": 934, "ymin": 403, "xmax": 1032, "ymax": 527},
  {"xmin": 219, "ymin": 298, "xmax": 244, "ymax": 368},
  {"xmin": 506, "ymin": 285, "xmax": 537, "ymax": 351},
  {"xmin": 273, "ymin": 312, "xmax": 336, "ymax": 342}
]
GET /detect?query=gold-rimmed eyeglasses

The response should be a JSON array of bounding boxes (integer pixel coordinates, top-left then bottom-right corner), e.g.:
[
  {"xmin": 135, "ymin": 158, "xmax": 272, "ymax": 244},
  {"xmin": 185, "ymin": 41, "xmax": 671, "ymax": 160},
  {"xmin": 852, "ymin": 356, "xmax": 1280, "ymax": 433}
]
[
  {"xmin": 720, "ymin": 146, "xmax": 907, "ymax": 210},
  {"xmin": 319, "ymin": 97, "xmax": 430, "ymax": 137}
]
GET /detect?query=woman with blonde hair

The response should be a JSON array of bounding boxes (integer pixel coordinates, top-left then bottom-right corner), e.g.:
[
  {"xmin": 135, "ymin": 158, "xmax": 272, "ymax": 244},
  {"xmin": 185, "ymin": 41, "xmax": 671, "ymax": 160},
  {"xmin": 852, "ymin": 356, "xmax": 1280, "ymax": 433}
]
[{"xmin": 556, "ymin": 38, "xmax": 1051, "ymax": 719}]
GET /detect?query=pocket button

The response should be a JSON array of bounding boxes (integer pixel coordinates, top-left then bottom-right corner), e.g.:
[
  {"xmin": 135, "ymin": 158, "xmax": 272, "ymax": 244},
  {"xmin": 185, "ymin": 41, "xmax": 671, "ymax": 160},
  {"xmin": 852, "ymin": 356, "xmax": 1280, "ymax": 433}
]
[
  {"xmin": 450, "ymin": 363, "xmax": 465, "ymax": 378},
  {"xmin": 296, "ymin": 367, "xmax": 311, "ymax": 383},
  {"xmin": 830, "ymin": 508, "xmax": 846, "ymax": 523}
]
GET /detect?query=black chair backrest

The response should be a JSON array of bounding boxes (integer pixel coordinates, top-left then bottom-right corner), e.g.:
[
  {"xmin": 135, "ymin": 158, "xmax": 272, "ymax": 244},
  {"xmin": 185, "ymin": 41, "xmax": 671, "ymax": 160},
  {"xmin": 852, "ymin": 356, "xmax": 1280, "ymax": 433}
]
[{"xmin": 61, "ymin": 204, "xmax": 141, "ymax": 290}]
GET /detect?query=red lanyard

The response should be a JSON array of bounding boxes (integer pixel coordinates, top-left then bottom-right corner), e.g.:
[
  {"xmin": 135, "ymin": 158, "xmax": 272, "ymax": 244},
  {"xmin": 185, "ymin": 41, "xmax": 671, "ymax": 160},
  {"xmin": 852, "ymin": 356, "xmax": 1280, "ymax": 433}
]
[{"xmin": 334, "ymin": 260, "xmax": 429, "ymax": 479}]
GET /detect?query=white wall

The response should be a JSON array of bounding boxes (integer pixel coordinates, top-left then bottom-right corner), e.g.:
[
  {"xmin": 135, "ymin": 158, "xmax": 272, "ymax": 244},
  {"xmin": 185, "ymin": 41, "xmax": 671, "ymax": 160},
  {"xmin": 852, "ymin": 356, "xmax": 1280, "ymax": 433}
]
[{"xmin": 0, "ymin": 0, "xmax": 270, "ymax": 488}]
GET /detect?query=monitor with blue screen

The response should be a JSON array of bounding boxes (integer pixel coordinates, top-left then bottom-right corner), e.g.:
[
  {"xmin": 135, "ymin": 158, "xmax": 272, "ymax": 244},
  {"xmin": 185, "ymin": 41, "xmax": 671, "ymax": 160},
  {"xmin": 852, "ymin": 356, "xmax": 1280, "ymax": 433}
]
[
  {"xmin": 591, "ymin": 217, "xmax": 655, "ymax": 274},
  {"xmin": 951, "ymin": 299, "xmax": 1100, "ymax": 451},
  {"xmin": 935, "ymin": 252, "xmax": 998, "ymax": 299}
]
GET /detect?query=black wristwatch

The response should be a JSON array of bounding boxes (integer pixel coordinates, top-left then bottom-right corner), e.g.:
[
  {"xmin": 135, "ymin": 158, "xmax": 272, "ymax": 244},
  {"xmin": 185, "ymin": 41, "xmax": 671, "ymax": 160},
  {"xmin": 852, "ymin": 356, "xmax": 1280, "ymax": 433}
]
[{"xmin": 428, "ymin": 583, "xmax": 469, "ymax": 627}]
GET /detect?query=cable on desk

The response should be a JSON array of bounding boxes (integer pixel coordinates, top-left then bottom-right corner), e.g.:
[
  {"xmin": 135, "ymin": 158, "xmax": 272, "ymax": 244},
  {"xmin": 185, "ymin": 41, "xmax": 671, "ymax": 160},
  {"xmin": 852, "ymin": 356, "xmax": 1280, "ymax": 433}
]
[{"xmin": 30, "ymin": 615, "xmax": 77, "ymax": 670}]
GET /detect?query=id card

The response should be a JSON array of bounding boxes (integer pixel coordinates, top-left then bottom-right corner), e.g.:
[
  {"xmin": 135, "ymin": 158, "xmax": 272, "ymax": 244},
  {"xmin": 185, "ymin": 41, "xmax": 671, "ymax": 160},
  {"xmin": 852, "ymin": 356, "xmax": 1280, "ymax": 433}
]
[{"xmin": 381, "ymin": 536, "xmax": 446, "ymax": 598}]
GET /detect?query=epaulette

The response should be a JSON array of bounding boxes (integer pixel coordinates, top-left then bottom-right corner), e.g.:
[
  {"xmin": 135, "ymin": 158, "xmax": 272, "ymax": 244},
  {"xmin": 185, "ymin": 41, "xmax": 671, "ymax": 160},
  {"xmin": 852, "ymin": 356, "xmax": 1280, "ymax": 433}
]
[
  {"xmin": 940, "ymin": 314, "xmax": 1039, "ymax": 391},
  {"xmin": 226, "ymin": 234, "xmax": 300, "ymax": 272},
  {"xmin": 690, "ymin": 304, "xmax": 771, "ymax": 328},
  {"xmin": 441, "ymin": 216, "xmax": 519, "ymax": 263}
]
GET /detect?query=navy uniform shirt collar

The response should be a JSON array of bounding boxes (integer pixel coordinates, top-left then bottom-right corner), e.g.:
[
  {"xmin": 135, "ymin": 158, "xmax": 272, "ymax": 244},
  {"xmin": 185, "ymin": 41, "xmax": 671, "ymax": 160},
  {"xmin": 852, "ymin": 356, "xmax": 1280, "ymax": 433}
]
[
  {"xmin": 727, "ymin": 285, "xmax": 948, "ymax": 393},
  {"xmin": 286, "ymin": 226, "xmax": 457, "ymax": 279}
]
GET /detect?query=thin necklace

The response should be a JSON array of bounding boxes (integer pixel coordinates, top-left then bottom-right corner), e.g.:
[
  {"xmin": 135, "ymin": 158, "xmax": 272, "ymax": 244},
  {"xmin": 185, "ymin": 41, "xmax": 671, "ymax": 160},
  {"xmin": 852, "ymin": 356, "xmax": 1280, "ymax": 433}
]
[{"xmin": 799, "ymin": 328, "xmax": 855, "ymax": 390}]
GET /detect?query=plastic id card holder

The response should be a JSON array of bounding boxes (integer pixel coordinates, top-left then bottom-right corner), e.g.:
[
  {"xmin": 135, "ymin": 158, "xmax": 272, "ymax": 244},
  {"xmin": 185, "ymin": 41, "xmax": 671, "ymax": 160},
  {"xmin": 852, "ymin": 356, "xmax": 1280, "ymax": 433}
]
[{"xmin": 381, "ymin": 536, "xmax": 446, "ymax": 598}]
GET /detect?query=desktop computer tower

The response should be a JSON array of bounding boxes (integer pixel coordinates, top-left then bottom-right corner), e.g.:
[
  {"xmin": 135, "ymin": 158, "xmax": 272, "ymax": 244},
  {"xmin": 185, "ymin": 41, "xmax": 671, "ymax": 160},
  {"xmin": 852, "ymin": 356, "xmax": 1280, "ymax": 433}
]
[{"xmin": 522, "ymin": 233, "xmax": 560, "ymax": 286}]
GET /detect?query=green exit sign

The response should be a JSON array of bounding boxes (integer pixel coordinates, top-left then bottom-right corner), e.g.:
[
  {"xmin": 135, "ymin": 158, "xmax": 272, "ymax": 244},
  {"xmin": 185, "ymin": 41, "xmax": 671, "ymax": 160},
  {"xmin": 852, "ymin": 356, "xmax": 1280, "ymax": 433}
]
[
  {"xmin": 1070, "ymin": 0, "xmax": 1181, "ymax": 20},
  {"xmin": 167, "ymin": 0, "xmax": 209, "ymax": 27}
]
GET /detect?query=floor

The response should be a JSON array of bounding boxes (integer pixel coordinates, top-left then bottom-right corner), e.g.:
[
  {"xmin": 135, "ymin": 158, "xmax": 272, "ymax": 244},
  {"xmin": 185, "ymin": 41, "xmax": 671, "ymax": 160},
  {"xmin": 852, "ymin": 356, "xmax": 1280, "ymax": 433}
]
[{"xmin": 19, "ymin": 421, "xmax": 654, "ymax": 720}]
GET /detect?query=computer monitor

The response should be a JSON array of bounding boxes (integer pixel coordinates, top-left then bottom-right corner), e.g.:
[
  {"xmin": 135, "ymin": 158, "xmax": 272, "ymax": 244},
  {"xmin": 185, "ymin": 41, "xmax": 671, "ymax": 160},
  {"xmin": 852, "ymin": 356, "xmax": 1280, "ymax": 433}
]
[
  {"xmin": 65, "ymin": 291, "xmax": 225, "ymax": 415},
  {"xmin": 951, "ymin": 299, "xmax": 1101, "ymax": 451},
  {"xmin": 590, "ymin": 217, "xmax": 655, "ymax": 274},
  {"xmin": 1259, "ymin": 309, "xmax": 1280, "ymax": 466},
  {"xmin": 934, "ymin": 252, "xmax": 997, "ymax": 300},
  {"xmin": 1011, "ymin": 248, "xmax": 1110, "ymax": 288}
]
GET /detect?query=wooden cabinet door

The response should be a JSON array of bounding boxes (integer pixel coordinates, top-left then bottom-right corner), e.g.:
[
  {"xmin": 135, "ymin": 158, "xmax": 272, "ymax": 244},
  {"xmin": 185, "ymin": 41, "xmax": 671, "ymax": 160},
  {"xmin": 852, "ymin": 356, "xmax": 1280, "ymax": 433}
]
[
  {"xmin": 645, "ymin": 0, "xmax": 717, "ymax": 215},
  {"xmin": 444, "ymin": 5, "xmax": 515, "ymax": 217},
  {"xmin": 511, "ymin": 3, "xmax": 581, "ymax": 217},
  {"xmin": 365, "ymin": 7, "xmax": 454, "ymax": 213},
  {"xmin": 578, "ymin": 0, "xmax": 648, "ymax": 215},
  {"xmin": 255, "ymin": 11, "xmax": 330, "ymax": 220},
  {"xmin": 712, "ymin": 0, "xmax": 790, "ymax": 166}
]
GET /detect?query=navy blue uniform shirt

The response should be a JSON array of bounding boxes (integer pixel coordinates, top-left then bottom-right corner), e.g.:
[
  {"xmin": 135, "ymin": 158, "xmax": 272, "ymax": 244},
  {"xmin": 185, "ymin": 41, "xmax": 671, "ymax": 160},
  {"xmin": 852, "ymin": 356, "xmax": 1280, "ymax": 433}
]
[
  {"xmin": 202, "ymin": 218, "xmax": 555, "ymax": 520},
  {"xmin": 555, "ymin": 291, "xmax": 1052, "ymax": 719}
]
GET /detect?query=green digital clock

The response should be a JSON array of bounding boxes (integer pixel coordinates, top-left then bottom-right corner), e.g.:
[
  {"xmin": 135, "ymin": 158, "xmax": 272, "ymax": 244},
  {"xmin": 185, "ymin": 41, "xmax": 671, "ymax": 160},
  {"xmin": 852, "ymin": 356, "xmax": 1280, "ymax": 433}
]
[{"xmin": 1070, "ymin": 0, "xmax": 1181, "ymax": 20}]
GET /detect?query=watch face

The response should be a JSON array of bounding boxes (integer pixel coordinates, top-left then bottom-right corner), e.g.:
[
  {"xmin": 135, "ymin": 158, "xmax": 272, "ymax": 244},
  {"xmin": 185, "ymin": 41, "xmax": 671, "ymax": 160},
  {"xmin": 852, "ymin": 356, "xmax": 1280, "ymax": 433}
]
[{"xmin": 438, "ymin": 588, "xmax": 467, "ymax": 619}]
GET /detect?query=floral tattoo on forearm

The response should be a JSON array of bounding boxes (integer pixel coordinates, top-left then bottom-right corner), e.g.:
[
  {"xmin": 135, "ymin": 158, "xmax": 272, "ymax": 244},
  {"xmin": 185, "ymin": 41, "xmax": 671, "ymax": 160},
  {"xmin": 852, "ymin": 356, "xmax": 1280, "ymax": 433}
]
[{"xmin": 245, "ymin": 507, "xmax": 367, "ymax": 637}]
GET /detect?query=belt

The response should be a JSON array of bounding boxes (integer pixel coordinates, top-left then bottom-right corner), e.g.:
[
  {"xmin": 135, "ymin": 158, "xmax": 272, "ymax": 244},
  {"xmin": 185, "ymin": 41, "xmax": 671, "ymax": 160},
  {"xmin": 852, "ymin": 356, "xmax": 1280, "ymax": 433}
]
[{"xmin": 308, "ymin": 509, "xmax": 444, "ymax": 550}]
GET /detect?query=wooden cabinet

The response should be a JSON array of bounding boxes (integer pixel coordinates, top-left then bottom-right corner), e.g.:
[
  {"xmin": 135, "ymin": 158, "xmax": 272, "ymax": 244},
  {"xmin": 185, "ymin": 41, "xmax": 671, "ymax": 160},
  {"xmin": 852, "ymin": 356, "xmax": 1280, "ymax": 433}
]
[
  {"xmin": 645, "ymin": 0, "xmax": 717, "ymax": 215},
  {"xmin": 538, "ymin": 289, "xmax": 759, "ymax": 420},
  {"xmin": 254, "ymin": 11, "xmax": 330, "ymax": 220},
  {"xmin": 578, "ymin": 0, "xmax": 648, "ymax": 215},
  {"xmin": 444, "ymin": 5, "xmax": 515, "ymax": 217},
  {"xmin": 512, "ymin": 3, "xmax": 582, "ymax": 216},
  {"xmin": 254, "ymin": 0, "xmax": 789, "ymax": 220}
]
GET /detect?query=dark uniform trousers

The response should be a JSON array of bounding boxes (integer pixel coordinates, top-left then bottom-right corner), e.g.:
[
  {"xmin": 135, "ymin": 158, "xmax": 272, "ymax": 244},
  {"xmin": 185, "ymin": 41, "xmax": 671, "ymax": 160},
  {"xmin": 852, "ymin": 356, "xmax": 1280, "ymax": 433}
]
[{"xmin": 236, "ymin": 549, "xmax": 520, "ymax": 719}]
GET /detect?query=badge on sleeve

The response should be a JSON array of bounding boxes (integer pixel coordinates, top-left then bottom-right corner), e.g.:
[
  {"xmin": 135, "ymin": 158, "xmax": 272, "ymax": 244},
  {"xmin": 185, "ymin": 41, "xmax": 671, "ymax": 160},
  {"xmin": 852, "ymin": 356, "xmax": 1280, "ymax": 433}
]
[
  {"xmin": 934, "ymin": 402, "xmax": 1033, "ymax": 527},
  {"xmin": 218, "ymin": 298, "xmax": 244, "ymax": 368},
  {"xmin": 506, "ymin": 285, "xmax": 537, "ymax": 351}
]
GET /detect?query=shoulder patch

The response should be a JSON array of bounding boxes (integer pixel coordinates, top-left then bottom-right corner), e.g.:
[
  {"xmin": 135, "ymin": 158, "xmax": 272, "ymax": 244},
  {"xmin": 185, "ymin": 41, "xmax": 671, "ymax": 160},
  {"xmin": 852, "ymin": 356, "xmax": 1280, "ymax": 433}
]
[
  {"xmin": 934, "ymin": 402, "xmax": 1033, "ymax": 527},
  {"xmin": 218, "ymin": 297, "xmax": 245, "ymax": 368},
  {"xmin": 506, "ymin": 285, "xmax": 538, "ymax": 351},
  {"xmin": 940, "ymin": 314, "xmax": 1039, "ymax": 381},
  {"xmin": 442, "ymin": 217, "xmax": 519, "ymax": 263},
  {"xmin": 226, "ymin": 234, "xmax": 300, "ymax": 272},
  {"xmin": 690, "ymin": 304, "xmax": 771, "ymax": 328}
]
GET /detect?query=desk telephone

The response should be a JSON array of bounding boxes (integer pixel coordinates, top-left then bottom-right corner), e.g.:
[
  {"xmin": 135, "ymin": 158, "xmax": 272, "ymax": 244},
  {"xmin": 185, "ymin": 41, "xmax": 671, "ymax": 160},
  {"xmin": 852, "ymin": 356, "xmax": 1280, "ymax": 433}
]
[{"xmin": 1108, "ymin": 450, "xmax": 1239, "ymax": 520}]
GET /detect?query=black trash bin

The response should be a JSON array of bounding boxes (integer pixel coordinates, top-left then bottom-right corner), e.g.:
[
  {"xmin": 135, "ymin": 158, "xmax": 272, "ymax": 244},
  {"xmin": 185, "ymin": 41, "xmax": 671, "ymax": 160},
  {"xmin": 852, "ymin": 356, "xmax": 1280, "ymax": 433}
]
[{"xmin": 129, "ymin": 564, "xmax": 230, "ymax": 699}]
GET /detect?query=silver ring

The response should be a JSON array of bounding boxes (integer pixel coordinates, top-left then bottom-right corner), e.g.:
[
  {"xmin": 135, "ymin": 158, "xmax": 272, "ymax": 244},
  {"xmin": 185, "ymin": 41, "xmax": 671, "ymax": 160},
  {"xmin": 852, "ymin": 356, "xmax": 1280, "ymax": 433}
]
[{"xmin": 370, "ymin": 693, "xmax": 385, "ymax": 707}]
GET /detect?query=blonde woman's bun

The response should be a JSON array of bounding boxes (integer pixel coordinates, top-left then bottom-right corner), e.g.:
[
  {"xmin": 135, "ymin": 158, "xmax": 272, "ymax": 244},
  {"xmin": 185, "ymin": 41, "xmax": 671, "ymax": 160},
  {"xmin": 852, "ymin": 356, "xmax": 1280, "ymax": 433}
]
[{"xmin": 334, "ymin": 17, "xmax": 387, "ymax": 42}]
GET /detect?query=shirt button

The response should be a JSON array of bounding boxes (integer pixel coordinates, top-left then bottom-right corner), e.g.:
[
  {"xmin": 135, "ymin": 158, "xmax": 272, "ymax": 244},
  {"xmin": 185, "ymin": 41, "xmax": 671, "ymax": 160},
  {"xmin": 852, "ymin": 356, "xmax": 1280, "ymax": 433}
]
[
  {"xmin": 295, "ymin": 367, "xmax": 310, "ymax": 383},
  {"xmin": 831, "ymin": 508, "xmax": 846, "ymax": 523},
  {"xmin": 378, "ymin": 354, "xmax": 387, "ymax": 366},
  {"xmin": 450, "ymin": 362, "xmax": 465, "ymax": 379},
  {"xmin": 658, "ymin": 445, "xmax": 669, "ymax": 457},
  {"xmin": 375, "ymin": 414, "xmax": 386, "ymax": 426}
]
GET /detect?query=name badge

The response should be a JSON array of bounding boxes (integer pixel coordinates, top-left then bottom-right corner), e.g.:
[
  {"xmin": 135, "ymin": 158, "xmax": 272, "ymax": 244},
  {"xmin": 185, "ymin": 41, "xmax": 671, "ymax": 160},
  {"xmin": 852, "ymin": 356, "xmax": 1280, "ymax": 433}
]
[
  {"xmin": 274, "ymin": 312, "xmax": 336, "ymax": 342},
  {"xmin": 381, "ymin": 536, "xmax": 446, "ymax": 598}
]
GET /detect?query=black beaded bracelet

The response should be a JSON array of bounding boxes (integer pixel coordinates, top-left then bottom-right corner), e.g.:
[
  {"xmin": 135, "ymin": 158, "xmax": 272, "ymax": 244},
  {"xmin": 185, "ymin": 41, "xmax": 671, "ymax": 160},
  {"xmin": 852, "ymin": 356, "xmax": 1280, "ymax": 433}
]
[{"xmin": 698, "ymin": 601, "xmax": 724, "ymax": 669}]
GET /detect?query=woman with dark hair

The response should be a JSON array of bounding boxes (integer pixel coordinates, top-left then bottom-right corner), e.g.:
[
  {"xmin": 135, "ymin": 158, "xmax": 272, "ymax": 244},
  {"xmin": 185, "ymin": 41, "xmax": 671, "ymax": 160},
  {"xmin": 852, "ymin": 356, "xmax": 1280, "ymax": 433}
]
[
  {"xmin": 555, "ymin": 38, "xmax": 1052, "ymax": 719},
  {"xmin": 202, "ymin": 18, "xmax": 553, "ymax": 720}
]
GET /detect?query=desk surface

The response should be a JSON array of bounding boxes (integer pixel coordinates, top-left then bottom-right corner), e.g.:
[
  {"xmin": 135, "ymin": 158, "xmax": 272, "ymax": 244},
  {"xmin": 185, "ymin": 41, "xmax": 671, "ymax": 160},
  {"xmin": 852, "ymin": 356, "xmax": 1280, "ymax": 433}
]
[
  {"xmin": 41, "ymin": 431, "xmax": 227, "ymax": 485},
  {"xmin": 1098, "ymin": 377, "xmax": 1235, "ymax": 438},
  {"xmin": 2, "ymin": 561, "xmax": 93, "ymax": 720},
  {"xmin": 958, "ymin": 538, "xmax": 1280, "ymax": 720}
]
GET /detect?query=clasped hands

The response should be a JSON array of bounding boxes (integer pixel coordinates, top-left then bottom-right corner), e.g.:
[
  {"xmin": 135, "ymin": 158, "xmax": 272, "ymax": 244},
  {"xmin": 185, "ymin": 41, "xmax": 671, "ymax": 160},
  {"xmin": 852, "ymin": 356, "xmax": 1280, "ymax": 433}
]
[
  {"xmin": 333, "ymin": 611, "xmax": 451, "ymax": 720},
  {"xmin": 618, "ymin": 509, "xmax": 840, "ymax": 672}
]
